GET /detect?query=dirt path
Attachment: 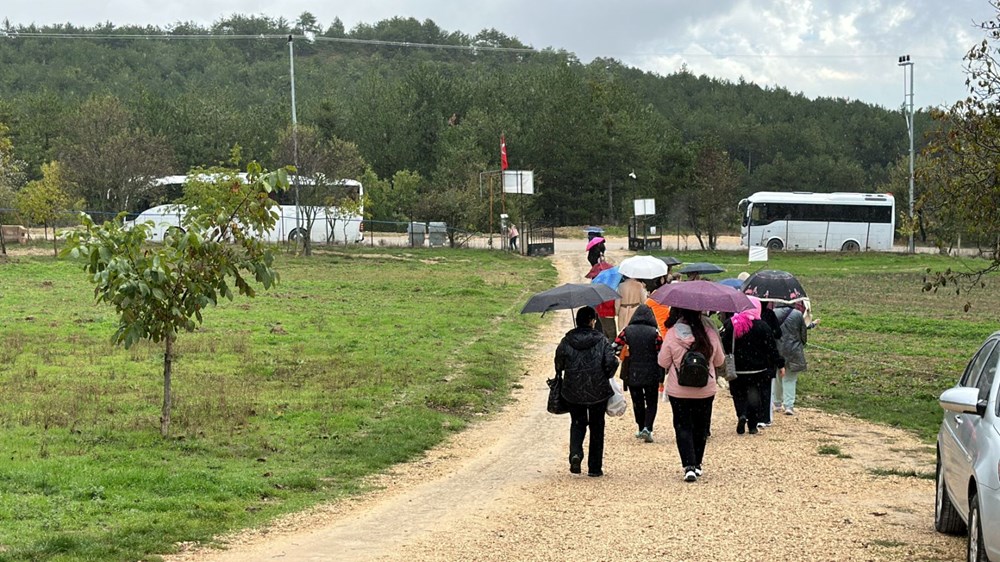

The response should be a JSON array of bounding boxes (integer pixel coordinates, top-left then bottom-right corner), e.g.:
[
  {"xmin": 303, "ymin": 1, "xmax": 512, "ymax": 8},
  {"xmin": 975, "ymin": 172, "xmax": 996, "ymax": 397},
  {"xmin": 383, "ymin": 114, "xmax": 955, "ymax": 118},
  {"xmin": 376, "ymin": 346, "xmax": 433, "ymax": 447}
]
[{"xmin": 167, "ymin": 243, "xmax": 964, "ymax": 562}]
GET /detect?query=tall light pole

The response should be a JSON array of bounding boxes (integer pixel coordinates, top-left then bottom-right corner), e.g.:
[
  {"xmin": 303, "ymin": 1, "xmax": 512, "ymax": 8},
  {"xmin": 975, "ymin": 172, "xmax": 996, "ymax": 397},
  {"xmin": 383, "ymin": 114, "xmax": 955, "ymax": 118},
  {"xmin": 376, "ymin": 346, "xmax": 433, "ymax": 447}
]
[
  {"xmin": 288, "ymin": 35, "xmax": 302, "ymax": 238},
  {"xmin": 898, "ymin": 54, "xmax": 915, "ymax": 254}
]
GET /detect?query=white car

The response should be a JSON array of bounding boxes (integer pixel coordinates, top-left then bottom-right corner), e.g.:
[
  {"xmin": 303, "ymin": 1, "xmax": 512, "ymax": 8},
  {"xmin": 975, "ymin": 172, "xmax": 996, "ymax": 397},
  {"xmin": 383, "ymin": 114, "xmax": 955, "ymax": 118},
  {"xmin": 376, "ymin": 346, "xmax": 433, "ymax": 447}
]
[{"xmin": 936, "ymin": 330, "xmax": 1000, "ymax": 561}]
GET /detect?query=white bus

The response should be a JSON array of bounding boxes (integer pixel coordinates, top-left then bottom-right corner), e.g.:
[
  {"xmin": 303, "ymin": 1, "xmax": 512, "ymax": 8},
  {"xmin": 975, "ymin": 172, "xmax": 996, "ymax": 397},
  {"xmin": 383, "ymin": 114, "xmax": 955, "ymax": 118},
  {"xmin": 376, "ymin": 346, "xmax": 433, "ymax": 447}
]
[
  {"xmin": 738, "ymin": 191, "xmax": 895, "ymax": 252},
  {"xmin": 129, "ymin": 174, "xmax": 364, "ymax": 244}
]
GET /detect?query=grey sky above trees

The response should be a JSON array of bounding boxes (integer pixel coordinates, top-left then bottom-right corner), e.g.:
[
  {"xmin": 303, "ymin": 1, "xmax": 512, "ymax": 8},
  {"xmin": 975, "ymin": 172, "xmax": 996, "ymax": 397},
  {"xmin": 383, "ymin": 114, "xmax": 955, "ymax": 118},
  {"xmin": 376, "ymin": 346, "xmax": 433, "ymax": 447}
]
[{"xmin": 3, "ymin": 0, "xmax": 994, "ymax": 109}]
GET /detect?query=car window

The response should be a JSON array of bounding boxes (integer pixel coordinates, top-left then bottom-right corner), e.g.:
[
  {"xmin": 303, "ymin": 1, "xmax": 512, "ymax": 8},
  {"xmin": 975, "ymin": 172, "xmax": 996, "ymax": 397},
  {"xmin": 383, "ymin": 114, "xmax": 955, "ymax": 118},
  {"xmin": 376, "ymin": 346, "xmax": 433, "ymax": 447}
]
[
  {"xmin": 962, "ymin": 339, "xmax": 998, "ymax": 388},
  {"xmin": 978, "ymin": 343, "xmax": 1000, "ymax": 405}
]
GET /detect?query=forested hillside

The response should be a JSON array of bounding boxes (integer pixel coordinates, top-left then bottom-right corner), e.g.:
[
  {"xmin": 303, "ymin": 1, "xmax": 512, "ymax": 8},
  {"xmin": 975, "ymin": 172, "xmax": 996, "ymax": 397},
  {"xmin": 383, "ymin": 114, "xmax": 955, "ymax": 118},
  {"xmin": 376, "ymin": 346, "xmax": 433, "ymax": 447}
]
[{"xmin": 0, "ymin": 14, "xmax": 935, "ymax": 240}]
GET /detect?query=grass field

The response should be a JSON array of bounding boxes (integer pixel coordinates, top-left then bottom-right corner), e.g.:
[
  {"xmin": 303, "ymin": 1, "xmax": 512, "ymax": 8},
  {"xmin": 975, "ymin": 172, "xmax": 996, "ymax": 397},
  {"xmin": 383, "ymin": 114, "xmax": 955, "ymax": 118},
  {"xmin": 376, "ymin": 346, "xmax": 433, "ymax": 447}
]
[
  {"xmin": 0, "ymin": 247, "xmax": 555, "ymax": 561},
  {"xmin": 0, "ymin": 244, "xmax": 996, "ymax": 561}
]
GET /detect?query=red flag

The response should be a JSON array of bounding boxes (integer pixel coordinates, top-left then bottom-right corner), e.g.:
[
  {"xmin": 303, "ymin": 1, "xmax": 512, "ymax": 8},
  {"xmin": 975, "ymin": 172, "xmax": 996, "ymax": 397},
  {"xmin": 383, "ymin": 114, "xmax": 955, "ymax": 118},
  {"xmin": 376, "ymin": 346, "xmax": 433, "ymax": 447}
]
[{"xmin": 500, "ymin": 135, "xmax": 509, "ymax": 170}]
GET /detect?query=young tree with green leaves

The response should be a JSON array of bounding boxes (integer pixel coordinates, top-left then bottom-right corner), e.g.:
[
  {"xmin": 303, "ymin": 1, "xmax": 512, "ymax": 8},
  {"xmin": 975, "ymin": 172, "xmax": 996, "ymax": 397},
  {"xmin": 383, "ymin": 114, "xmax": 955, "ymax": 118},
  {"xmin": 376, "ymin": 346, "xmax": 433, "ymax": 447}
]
[
  {"xmin": 63, "ymin": 163, "xmax": 289, "ymax": 437},
  {"xmin": 15, "ymin": 160, "xmax": 73, "ymax": 255}
]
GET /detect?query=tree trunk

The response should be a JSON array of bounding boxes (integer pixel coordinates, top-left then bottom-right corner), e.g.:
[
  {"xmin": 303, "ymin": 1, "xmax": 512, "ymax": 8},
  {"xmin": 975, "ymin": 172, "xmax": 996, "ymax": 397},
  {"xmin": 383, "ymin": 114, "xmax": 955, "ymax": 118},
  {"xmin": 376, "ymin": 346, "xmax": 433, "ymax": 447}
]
[
  {"xmin": 161, "ymin": 333, "xmax": 174, "ymax": 437},
  {"xmin": 0, "ymin": 223, "xmax": 6, "ymax": 255}
]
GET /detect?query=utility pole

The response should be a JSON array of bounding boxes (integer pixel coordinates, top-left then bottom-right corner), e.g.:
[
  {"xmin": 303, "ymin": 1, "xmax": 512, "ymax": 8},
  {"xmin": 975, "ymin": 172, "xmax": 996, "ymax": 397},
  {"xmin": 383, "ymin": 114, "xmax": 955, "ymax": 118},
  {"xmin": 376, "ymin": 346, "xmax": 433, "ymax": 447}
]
[
  {"xmin": 289, "ymin": 35, "xmax": 302, "ymax": 247},
  {"xmin": 898, "ymin": 54, "xmax": 915, "ymax": 254}
]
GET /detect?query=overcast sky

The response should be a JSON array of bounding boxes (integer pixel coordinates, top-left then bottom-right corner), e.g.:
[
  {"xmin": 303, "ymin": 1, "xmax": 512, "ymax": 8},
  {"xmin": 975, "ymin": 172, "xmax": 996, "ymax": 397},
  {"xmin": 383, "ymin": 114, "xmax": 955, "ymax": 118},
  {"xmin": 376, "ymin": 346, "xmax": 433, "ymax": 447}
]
[{"xmin": 4, "ymin": 1, "xmax": 996, "ymax": 110}]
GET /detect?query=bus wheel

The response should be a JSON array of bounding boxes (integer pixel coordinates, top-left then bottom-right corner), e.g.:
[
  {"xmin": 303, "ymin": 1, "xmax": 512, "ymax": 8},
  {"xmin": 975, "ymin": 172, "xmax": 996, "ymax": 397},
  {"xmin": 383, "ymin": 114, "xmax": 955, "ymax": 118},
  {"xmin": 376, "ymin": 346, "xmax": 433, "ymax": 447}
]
[
  {"xmin": 288, "ymin": 228, "xmax": 307, "ymax": 242},
  {"xmin": 841, "ymin": 240, "xmax": 861, "ymax": 252},
  {"xmin": 766, "ymin": 238, "xmax": 784, "ymax": 251}
]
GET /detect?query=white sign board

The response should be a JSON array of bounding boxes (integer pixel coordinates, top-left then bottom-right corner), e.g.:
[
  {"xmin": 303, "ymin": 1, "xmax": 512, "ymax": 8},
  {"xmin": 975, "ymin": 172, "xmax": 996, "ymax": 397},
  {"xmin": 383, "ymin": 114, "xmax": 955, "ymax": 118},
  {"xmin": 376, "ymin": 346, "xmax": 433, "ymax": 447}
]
[
  {"xmin": 633, "ymin": 198, "xmax": 656, "ymax": 216},
  {"xmin": 748, "ymin": 246, "xmax": 769, "ymax": 262},
  {"xmin": 502, "ymin": 170, "xmax": 534, "ymax": 194}
]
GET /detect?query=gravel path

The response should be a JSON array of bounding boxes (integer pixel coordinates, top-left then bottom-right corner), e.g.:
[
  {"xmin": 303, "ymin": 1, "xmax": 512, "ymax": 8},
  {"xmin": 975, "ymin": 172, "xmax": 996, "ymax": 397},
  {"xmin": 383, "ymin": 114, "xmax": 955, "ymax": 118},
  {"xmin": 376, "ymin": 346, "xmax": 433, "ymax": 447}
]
[{"xmin": 166, "ymin": 242, "xmax": 965, "ymax": 562}]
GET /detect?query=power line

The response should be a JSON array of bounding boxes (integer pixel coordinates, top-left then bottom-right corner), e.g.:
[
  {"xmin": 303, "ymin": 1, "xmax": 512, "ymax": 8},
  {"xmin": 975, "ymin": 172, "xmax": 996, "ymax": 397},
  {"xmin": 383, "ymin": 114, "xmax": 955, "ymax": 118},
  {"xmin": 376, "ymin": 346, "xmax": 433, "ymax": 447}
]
[
  {"xmin": 2, "ymin": 31, "xmax": 960, "ymax": 61},
  {"xmin": 3, "ymin": 31, "xmax": 540, "ymax": 54}
]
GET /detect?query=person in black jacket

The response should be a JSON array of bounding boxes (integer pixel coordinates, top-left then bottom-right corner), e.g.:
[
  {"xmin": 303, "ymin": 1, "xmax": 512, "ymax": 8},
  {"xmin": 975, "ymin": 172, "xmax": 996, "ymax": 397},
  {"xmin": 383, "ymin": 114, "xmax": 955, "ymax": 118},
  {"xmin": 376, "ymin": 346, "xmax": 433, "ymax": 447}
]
[
  {"xmin": 720, "ymin": 298, "xmax": 785, "ymax": 435},
  {"xmin": 612, "ymin": 304, "xmax": 664, "ymax": 443},
  {"xmin": 554, "ymin": 306, "xmax": 619, "ymax": 477},
  {"xmin": 586, "ymin": 240, "xmax": 606, "ymax": 266}
]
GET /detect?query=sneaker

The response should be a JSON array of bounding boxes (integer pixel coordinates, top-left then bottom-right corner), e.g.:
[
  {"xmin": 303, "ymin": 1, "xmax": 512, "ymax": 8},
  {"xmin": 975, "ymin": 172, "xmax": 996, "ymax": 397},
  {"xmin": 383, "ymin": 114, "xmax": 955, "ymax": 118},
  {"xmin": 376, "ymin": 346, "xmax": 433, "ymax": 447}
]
[
  {"xmin": 748, "ymin": 425, "xmax": 758, "ymax": 435},
  {"xmin": 694, "ymin": 465, "xmax": 703, "ymax": 477},
  {"xmin": 784, "ymin": 407, "xmax": 795, "ymax": 416},
  {"xmin": 757, "ymin": 422, "xmax": 771, "ymax": 428},
  {"xmin": 641, "ymin": 429, "xmax": 654, "ymax": 443},
  {"xmin": 569, "ymin": 454, "xmax": 582, "ymax": 474},
  {"xmin": 774, "ymin": 403, "xmax": 784, "ymax": 413},
  {"xmin": 635, "ymin": 429, "xmax": 644, "ymax": 439},
  {"xmin": 684, "ymin": 468, "xmax": 698, "ymax": 482},
  {"xmin": 587, "ymin": 471, "xmax": 603, "ymax": 478},
  {"xmin": 736, "ymin": 416, "xmax": 747, "ymax": 435}
]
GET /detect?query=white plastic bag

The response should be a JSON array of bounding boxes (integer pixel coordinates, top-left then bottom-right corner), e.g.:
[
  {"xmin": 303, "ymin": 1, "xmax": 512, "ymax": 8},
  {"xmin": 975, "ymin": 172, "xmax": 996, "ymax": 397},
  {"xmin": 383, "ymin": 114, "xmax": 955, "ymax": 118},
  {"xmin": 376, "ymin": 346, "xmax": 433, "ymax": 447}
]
[{"xmin": 607, "ymin": 378, "xmax": 627, "ymax": 417}]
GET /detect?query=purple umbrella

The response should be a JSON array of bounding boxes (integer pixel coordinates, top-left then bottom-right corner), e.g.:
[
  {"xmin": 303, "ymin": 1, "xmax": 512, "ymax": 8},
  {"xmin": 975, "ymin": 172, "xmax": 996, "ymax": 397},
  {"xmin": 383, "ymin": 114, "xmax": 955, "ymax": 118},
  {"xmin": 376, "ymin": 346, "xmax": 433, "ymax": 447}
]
[{"xmin": 649, "ymin": 280, "xmax": 754, "ymax": 313}]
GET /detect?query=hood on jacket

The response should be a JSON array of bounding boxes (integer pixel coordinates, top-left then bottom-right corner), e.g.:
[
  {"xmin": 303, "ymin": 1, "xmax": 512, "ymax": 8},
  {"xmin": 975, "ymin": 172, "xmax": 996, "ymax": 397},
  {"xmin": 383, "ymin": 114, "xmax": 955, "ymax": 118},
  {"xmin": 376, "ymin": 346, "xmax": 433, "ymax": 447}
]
[
  {"xmin": 564, "ymin": 327, "xmax": 606, "ymax": 350},
  {"xmin": 629, "ymin": 304, "xmax": 658, "ymax": 328}
]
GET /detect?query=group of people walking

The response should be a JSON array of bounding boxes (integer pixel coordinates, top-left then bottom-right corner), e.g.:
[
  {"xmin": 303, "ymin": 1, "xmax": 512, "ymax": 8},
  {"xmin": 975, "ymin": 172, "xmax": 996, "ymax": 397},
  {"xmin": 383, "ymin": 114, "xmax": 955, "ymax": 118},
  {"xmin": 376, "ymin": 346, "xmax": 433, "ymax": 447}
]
[{"xmin": 553, "ymin": 254, "xmax": 814, "ymax": 482}]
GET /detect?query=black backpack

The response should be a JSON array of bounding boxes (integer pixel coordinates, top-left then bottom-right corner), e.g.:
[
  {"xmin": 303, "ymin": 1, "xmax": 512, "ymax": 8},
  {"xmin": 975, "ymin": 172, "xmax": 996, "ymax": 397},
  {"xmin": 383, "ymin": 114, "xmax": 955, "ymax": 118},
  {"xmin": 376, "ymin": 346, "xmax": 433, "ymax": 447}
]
[{"xmin": 677, "ymin": 347, "xmax": 710, "ymax": 387}]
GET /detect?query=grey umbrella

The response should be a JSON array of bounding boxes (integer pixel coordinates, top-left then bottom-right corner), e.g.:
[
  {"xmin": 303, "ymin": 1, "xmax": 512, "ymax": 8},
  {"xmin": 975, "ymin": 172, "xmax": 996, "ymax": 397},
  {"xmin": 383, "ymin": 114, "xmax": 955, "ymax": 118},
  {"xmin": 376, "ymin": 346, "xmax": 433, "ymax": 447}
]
[
  {"xmin": 520, "ymin": 283, "xmax": 621, "ymax": 315},
  {"xmin": 677, "ymin": 262, "xmax": 726, "ymax": 275},
  {"xmin": 659, "ymin": 256, "xmax": 683, "ymax": 266}
]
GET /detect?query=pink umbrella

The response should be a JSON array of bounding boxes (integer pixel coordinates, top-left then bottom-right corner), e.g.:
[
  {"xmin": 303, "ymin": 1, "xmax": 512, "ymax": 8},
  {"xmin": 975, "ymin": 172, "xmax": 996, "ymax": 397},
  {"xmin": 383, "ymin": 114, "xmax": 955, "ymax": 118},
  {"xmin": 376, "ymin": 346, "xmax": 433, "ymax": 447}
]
[
  {"xmin": 585, "ymin": 236, "xmax": 605, "ymax": 251},
  {"xmin": 649, "ymin": 280, "xmax": 754, "ymax": 313}
]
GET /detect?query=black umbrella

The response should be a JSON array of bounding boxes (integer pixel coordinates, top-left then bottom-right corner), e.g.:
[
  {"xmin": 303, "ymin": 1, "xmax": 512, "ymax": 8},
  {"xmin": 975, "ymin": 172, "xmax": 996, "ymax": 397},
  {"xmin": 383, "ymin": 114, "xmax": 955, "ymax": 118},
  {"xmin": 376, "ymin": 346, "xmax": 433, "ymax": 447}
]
[
  {"xmin": 677, "ymin": 262, "xmax": 726, "ymax": 275},
  {"xmin": 521, "ymin": 283, "xmax": 621, "ymax": 315},
  {"xmin": 741, "ymin": 269, "xmax": 807, "ymax": 304},
  {"xmin": 658, "ymin": 256, "xmax": 683, "ymax": 266}
]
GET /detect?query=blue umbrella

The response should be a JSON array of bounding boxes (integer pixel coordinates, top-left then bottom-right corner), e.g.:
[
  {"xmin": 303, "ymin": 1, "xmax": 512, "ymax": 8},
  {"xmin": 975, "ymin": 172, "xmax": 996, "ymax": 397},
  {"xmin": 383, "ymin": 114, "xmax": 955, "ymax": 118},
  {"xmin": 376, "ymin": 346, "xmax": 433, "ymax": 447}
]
[
  {"xmin": 592, "ymin": 266, "xmax": 622, "ymax": 291},
  {"xmin": 718, "ymin": 278, "xmax": 743, "ymax": 289}
]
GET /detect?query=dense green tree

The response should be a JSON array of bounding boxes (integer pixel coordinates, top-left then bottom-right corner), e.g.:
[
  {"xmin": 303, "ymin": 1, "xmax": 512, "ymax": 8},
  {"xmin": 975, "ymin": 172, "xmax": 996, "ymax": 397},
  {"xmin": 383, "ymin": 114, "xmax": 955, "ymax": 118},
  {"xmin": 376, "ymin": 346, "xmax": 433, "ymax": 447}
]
[
  {"xmin": 58, "ymin": 95, "xmax": 175, "ymax": 214},
  {"xmin": 920, "ymin": 1, "xmax": 1000, "ymax": 300}
]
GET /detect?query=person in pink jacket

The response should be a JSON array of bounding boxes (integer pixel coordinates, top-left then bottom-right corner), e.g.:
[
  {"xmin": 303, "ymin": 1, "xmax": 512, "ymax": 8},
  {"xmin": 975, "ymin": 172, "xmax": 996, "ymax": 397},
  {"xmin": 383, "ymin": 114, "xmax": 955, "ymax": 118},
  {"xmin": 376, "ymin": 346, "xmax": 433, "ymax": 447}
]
[{"xmin": 657, "ymin": 307, "xmax": 725, "ymax": 482}]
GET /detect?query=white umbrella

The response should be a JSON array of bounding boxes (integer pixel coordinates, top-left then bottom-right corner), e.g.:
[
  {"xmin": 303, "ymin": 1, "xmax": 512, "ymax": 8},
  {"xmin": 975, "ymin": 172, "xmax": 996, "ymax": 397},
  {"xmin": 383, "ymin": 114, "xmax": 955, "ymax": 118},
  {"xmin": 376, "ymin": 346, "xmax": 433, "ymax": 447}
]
[{"xmin": 618, "ymin": 255, "xmax": 670, "ymax": 279}]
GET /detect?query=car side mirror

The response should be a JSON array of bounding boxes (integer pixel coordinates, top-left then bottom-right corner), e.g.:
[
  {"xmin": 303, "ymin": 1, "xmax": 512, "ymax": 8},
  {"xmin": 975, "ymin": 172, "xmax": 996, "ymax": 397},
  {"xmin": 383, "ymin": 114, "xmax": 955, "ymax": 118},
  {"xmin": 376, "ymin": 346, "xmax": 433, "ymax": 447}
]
[{"xmin": 940, "ymin": 386, "xmax": 981, "ymax": 415}]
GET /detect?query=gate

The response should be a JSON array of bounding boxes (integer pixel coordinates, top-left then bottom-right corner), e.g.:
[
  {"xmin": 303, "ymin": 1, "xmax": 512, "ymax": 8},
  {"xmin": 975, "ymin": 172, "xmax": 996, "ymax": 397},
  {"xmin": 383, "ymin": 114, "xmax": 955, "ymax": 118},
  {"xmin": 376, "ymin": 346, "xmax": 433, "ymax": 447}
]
[
  {"xmin": 628, "ymin": 219, "xmax": 662, "ymax": 251},
  {"xmin": 526, "ymin": 223, "xmax": 555, "ymax": 256}
]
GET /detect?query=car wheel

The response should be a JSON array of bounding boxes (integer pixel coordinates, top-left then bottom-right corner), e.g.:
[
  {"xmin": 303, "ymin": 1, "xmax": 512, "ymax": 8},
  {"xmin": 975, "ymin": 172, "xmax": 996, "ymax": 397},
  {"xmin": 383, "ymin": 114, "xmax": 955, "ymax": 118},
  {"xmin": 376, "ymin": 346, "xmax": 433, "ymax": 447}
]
[
  {"xmin": 766, "ymin": 238, "xmax": 784, "ymax": 251},
  {"xmin": 935, "ymin": 453, "xmax": 966, "ymax": 534},
  {"xmin": 288, "ymin": 227, "xmax": 307, "ymax": 242},
  {"xmin": 969, "ymin": 492, "xmax": 989, "ymax": 562},
  {"xmin": 841, "ymin": 240, "xmax": 861, "ymax": 252}
]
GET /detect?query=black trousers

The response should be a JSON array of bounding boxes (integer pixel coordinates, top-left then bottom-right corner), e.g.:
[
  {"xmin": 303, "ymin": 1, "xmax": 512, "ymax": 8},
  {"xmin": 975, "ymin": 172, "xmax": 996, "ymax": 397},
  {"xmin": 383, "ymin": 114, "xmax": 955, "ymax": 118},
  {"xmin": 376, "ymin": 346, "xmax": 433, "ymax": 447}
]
[
  {"xmin": 629, "ymin": 384, "xmax": 659, "ymax": 432},
  {"xmin": 568, "ymin": 400, "xmax": 608, "ymax": 474},
  {"xmin": 668, "ymin": 395, "xmax": 714, "ymax": 469},
  {"xmin": 730, "ymin": 371, "xmax": 772, "ymax": 427}
]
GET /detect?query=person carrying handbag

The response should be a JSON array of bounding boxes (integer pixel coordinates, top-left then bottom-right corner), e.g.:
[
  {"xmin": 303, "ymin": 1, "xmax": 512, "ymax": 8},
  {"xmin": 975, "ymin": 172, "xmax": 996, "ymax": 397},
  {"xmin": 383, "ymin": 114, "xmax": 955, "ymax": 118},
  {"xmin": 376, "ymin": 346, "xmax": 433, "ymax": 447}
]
[
  {"xmin": 554, "ymin": 306, "xmax": 619, "ymax": 477},
  {"xmin": 612, "ymin": 304, "xmax": 664, "ymax": 443}
]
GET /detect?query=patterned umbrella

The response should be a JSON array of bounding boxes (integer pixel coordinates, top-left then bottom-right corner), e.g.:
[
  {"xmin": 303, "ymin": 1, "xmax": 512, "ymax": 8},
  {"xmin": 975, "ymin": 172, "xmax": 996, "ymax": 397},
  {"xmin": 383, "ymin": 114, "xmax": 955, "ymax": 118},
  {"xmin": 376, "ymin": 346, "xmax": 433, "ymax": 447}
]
[{"xmin": 741, "ymin": 270, "xmax": 808, "ymax": 304}]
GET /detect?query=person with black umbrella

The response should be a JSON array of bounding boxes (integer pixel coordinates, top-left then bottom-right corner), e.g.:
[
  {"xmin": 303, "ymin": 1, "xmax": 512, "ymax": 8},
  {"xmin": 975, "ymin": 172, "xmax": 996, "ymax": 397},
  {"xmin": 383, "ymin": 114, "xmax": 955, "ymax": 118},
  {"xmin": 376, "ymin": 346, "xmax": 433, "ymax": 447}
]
[
  {"xmin": 554, "ymin": 306, "xmax": 619, "ymax": 477},
  {"xmin": 719, "ymin": 297, "xmax": 785, "ymax": 435}
]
